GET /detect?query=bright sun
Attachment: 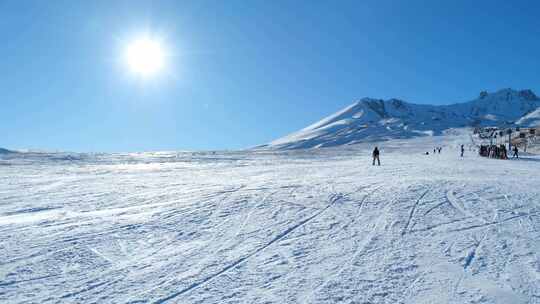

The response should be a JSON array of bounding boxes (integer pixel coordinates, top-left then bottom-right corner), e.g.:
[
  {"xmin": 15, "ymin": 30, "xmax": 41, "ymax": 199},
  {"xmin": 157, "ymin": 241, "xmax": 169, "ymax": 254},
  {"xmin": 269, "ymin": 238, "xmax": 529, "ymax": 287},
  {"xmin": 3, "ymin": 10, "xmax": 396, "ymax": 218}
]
[{"xmin": 125, "ymin": 38, "xmax": 165, "ymax": 77}]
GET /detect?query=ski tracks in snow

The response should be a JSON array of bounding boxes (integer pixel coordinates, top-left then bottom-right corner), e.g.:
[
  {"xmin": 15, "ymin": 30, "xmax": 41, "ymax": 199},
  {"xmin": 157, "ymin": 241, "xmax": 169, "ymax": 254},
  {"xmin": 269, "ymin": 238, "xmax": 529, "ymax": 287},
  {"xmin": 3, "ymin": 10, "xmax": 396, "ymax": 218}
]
[
  {"xmin": 401, "ymin": 188, "xmax": 431, "ymax": 235},
  {"xmin": 3, "ymin": 133, "xmax": 540, "ymax": 304},
  {"xmin": 301, "ymin": 185, "xmax": 383, "ymax": 304},
  {"xmin": 462, "ymin": 210, "xmax": 498, "ymax": 271},
  {"xmin": 153, "ymin": 192, "xmax": 346, "ymax": 303},
  {"xmin": 446, "ymin": 189, "xmax": 481, "ymax": 221}
]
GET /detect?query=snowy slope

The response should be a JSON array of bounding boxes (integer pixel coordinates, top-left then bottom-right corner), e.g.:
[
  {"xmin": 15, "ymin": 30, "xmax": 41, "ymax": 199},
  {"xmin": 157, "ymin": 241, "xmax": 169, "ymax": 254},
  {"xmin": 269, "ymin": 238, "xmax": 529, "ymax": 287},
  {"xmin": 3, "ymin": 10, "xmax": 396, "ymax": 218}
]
[
  {"xmin": 264, "ymin": 88, "xmax": 540, "ymax": 149},
  {"xmin": 0, "ymin": 148, "xmax": 15, "ymax": 154},
  {"xmin": 1, "ymin": 130, "xmax": 540, "ymax": 304},
  {"xmin": 516, "ymin": 107, "xmax": 540, "ymax": 127}
]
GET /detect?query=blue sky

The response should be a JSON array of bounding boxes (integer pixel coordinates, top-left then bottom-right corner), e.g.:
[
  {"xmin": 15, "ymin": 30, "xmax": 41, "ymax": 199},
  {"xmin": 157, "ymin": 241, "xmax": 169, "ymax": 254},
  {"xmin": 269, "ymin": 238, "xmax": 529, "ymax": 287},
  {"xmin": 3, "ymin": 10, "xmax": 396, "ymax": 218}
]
[{"xmin": 1, "ymin": 0, "xmax": 540, "ymax": 152}]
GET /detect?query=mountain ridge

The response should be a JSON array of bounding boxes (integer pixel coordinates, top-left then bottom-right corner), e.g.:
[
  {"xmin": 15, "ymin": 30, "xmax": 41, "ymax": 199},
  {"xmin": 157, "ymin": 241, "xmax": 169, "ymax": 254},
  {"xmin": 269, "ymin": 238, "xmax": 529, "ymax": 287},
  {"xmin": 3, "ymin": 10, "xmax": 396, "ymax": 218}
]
[
  {"xmin": 0, "ymin": 147, "xmax": 15, "ymax": 154},
  {"xmin": 262, "ymin": 88, "xmax": 540, "ymax": 149}
]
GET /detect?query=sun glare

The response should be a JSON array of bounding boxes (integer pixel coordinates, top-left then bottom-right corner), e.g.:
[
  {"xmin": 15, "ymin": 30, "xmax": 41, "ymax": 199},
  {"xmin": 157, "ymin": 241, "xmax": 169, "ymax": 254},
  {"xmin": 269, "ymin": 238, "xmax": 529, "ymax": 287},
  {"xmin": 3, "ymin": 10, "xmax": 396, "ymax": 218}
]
[{"xmin": 125, "ymin": 37, "xmax": 165, "ymax": 77}]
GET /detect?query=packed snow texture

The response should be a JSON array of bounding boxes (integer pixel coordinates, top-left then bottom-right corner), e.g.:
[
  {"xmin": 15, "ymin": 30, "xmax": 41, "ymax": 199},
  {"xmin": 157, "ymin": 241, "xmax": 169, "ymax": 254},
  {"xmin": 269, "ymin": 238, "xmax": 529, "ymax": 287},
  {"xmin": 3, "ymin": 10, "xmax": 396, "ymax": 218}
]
[
  {"xmin": 264, "ymin": 88, "xmax": 540, "ymax": 149},
  {"xmin": 1, "ymin": 129, "xmax": 539, "ymax": 303}
]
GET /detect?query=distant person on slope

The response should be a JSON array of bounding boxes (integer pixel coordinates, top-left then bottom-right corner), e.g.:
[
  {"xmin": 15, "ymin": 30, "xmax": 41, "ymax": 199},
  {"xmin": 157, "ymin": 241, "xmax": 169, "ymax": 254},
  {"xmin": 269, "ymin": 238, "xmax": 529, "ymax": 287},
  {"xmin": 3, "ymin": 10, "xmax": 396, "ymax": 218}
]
[
  {"xmin": 460, "ymin": 145, "xmax": 465, "ymax": 157},
  {"xmin": 512, "ymin": 146, "xmax": 519, "ymax": 158},
  {"xmin": 501, "ymin": 145, "xmax": 508, "ymax": 159},
  {"xmin": 372, "ymin": 147, "xmax": 381, "ymax": 166}
]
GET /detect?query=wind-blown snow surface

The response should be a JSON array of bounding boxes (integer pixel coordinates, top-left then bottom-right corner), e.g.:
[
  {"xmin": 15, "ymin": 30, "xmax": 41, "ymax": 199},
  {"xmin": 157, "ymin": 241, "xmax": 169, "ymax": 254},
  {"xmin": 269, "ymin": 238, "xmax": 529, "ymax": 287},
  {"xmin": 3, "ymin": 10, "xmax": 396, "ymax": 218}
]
[{"xmin": 1, "ymin": 130, "xmax": 540, "ymax": 303}]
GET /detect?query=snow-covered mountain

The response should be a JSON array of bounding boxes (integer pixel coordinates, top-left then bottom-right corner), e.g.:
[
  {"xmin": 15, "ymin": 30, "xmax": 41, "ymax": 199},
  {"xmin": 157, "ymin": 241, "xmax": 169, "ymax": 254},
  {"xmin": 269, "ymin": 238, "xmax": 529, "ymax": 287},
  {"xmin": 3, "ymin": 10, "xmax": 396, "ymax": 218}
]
[
  {"xmin": 0, "ymin": 148, "xmax": 15, "ymax": 154},
  {"xmin": 263, "ymin": 88, "xmax": 540, "ymax": 149},
  {"xmin": 516, "ymin": 107, "xmax": 540, "ymax": 127}
]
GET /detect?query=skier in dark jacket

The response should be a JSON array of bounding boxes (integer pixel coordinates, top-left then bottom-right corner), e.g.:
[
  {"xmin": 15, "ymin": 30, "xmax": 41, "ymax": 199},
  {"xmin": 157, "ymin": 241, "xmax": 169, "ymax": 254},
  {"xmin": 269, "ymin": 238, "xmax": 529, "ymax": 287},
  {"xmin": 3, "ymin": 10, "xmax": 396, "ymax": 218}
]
[
  {"xmin": 372, "ymin": 147, "xmax": 380, "ymax": 166},
  {"xmin": 512, "ymin": 146, "xmax": 519, "ymax": 158},
  {"xmin": 501, "ymin": 145, "xmax": 508, "ymax": 159},
  {"xmin": 460, "ymin": 145, "xmax": 465, "ymax": 157}
]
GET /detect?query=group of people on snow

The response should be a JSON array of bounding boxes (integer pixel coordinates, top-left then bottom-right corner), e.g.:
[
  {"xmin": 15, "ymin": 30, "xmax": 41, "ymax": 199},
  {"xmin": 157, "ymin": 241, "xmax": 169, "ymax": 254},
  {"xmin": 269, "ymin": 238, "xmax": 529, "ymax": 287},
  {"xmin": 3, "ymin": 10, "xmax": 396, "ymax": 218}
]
[
  {"xmin": 479, "ymin": 144, "xmax": 519, "ymax": 159},
  {"xmin": 371, "ymin": 142, "xmax": 521, "ymax": 166}
]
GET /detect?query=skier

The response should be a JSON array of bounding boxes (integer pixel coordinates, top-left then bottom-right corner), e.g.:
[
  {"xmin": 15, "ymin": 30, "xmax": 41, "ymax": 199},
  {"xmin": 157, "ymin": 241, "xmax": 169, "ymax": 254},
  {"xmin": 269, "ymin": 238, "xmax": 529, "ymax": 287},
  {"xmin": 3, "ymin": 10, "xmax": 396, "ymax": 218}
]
[
  {"xmin": 438, "ymin": 147, "xmax": 442, "ymax": 154},
  {"xmin": 460, "ymin": 145, "xmax": 465, "ymax": 157},
  {"xmin": 372, "ymin": 146, "xmax": 380, "ymax": 166},
  {"xmin": 512, "ymin": 146, "xmax": 519, "ymax": 158}
]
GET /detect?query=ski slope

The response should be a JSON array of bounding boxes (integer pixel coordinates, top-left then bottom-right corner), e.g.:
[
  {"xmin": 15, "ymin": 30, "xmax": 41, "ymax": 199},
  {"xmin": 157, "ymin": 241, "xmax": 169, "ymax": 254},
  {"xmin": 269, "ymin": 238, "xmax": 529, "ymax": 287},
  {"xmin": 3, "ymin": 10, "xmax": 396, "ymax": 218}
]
[{"xmin": 1, "ymin": 129, "xmax": 539, "ymax": 303}]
